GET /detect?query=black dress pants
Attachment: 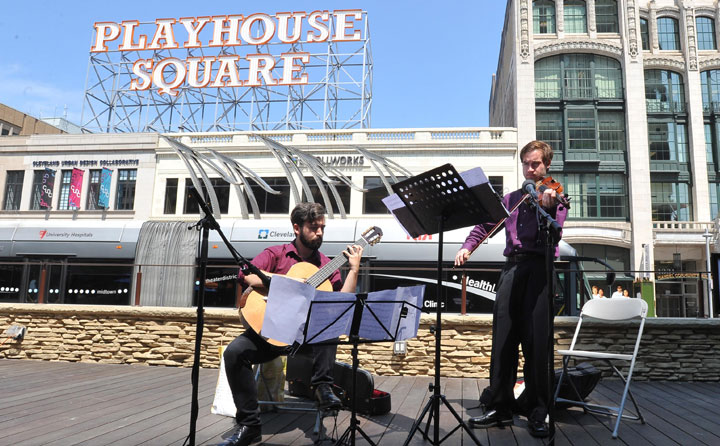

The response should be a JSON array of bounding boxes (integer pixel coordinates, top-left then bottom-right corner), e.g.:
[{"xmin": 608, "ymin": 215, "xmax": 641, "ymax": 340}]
[
  {"xmin": 485, "ymin": 257, "xmax": 551, "ymax": 422},
  {"xmin": 223, "ymin": 329, "xmax": 336, "ymax": 426}
]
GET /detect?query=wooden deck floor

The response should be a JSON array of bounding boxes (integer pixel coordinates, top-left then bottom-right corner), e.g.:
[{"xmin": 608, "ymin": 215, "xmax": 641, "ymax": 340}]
[{"xmin": 1, "ymin": 359, "xmax": 719, "ymax": 445}]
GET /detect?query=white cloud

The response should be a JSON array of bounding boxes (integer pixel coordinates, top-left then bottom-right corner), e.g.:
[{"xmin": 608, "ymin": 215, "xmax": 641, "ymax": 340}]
[{"xmin": 0, "ymin": 67, "xmax": 84, "ymax": 125}]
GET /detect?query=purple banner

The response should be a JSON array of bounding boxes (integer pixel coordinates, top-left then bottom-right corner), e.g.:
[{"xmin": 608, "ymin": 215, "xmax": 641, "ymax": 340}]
[
  {"xmin": 69, "ymin": 168, "xmax": 84, "ymax": 209},
  {"xmin": 39, "ymin": 168, "xmax": 55, "ymax": 209}
]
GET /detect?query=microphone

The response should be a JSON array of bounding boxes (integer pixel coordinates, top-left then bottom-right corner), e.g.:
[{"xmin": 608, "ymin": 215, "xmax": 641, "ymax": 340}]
[{"xmin": 522, "ymin": 179, "xmax": 539, "ymax": 200}]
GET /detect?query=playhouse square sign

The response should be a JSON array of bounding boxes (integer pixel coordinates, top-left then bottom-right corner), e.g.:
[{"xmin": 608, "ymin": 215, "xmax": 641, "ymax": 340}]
[{"xmin": 91, "ymin": 10, "xmax": 364, "ymax": 96}]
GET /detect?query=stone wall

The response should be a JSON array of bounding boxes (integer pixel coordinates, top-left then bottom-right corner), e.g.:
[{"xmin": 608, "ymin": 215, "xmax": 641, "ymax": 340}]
[{"xmin": 1, "ymin": 304, "xmax": 719, "ymax": 381}]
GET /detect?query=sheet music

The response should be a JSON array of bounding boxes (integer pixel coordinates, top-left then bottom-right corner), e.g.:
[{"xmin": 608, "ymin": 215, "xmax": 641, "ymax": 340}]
[
  {"xmin": 459, "ymin": 167, "xmax": 489, "ymax": 188},
  {"xmin": 358, "ymin": 285, "xmax": 425, "ymax": 341},
  {"xmin": 395, "ymin": 285, "xmax": 425, "ymax": 341},
  {"xmin": 304, "ymin": 291, "xmax": 356, "ymax": 343},
  {"xmin": 262, "ymin": 276, "xmax": 315, "ymax": 345}
]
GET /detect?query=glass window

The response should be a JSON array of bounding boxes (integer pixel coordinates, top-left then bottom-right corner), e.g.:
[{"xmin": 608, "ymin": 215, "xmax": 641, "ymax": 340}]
[
  {"xmin": 648, "ymin": 122, "xmax": 688, "ymax": 162},
  {"xmin": 57, "ymin": 170, "xmax": 72, "ymax": 211},
  {"xmin": 640, "ymin": 18, "xmax": 650, "ymax": 50},
  {"xmin": 701, "ymin": 70, "xmax": 720, "ymax": 113},
  {"xmin": 706, "ymin": 123, "xmax": 715, "ymax": 166},
  {"xmin": 86, "ymin": 169, "xmax": 101, "ymax": 210},
  {"xmin": 184, "ymin": 178, "xmax": 231, "ymax": 214},
  {"xmin": 3, "ymin": 170, "xmax": 24, "ymax": 211},
  {"xmin": 536, "ymin": 111, "xmax": 564, "ymax": 153},
  {"xmin": 363, "ymin": 177, "xmax": 392, "ymax": 214},
  {"xmin": 657, "ymin": 17, "xmax": 680, "ymax": 51},
  {"xmin": 164, "ymin": 178, "xmax": 178, "ymax": 214},
  {"xmin": 567, "ymin": 109, "xmax": 596, "ymax": 151},
  {"xmin": 559, "ymin": 173, "xmax": 628, "ymax": 219},
  {"xmin": 598, "ymin": 111, "xmax": 626, "ymax": 151},
  {"xmin": 651, "ymin": 182, "xmax": 692, "ymax": 221},
  {"xmin": 489, "ymin": 176, "xmax": 505, "ymax": 196},
  {"xmin": 595, "ymin": 0, "xmax": 618, "ymax": 33},
  {"xmin": 535, "ymin": 54, "xmax": 622, "ymax": 100},
  {"xmin": 301, "ymin": 177, "xmax": 351, "ymax": 213},
  {"xmin": 533, "ymin": 0, "xmax": 556, "ymax": 34},
  {"xmin": 564, "ymin": 0, "xmax": 587, "ymax": 34},
  {"xmin": 645, "ymin": 70, "xmax": 685, "ymax": 113},
  {"xmin": 697, "ymin": 17, "xmax": 717, "ymax": 50},
  {"xmin": 711, "ymin": 182, "xmax": 720, "ymax": 219},
  {"xmin": 115, "ymin": 169, "xmax": 137, "ymax": 210},
  {"xmin": 244, "ymin": 177, "xmax": 291, "ymax": 214}
]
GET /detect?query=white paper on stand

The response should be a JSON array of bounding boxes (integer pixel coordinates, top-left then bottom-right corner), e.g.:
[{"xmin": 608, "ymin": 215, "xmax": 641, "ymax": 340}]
[
  {"xmin": 305, "ymin": 291, "xmax": 356, "ymax": 343},
  {"xmin": 358, "ymin": 285, "xmax": 425, "ymax": 341},
  {"xmin": 262, "ymin": 276, "xmax": 315, "ymax": 345}
]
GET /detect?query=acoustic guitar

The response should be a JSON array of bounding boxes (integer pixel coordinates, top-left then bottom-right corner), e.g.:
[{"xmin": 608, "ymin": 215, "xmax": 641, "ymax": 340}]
[{"xmin": 239, "ymin": 226, "xmax": 383, "ymax": 346}]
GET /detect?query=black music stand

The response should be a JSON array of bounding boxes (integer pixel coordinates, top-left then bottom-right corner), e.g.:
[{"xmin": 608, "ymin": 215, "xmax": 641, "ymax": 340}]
[
  {"xmin": 285, "ymin": 286, "xmax": 423, "ymax": 446},
  {"xmin": 385, "ymin": 164, "xmax": 507, "ymax": 446},
  {"xmin": 184, "ymin": 187, "xmax": 271, "ymax": 446}
]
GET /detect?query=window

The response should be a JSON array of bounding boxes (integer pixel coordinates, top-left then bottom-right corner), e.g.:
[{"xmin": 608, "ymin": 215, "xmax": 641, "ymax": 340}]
[
  {"xmin": 363, "ymin": 177, "xmax": 393, "ymax": 214},
  {"xmin": 645, "ymin": 69, "xmax": 685, "ymax": 113},
  {"xmin": 697, "ymin": 17, "xmax": 717, "ymax": 50},
  {"xmin": 651, "ymin": 182, "xmax": 692, "ymax": 221},
  {"xmin": 489, "ymin": 176, "xmax": 505, "ymax": 195},
  {"xmin": 301, "ymin": 177, "xmax": 351, "ymax": 213},
  {"xmin": 3, "ymin": 171, "xmax": 24, "ymax": 210},
  {"xmin": 558, "ymin": 173, "xmax": 628, "ymax": 219},
  {"xmin": 598, "ymin": 111, "xmax": 626, "ymax": 151},
  {"xmin": 567, "ymin": 109, "xmax": 596, "ymax": 151},
  {"xmin": 86, "ymin": 169, "xmax": 101, "ymax": 210},
  {"xmin": 184, "ymin": 178, "xmax": 231, "ymax": 214},
  {"xmin": 648, "ymin": 122, "xmax": 688, "ymax": 162},
  {"xmin": 706, "ymin": 124, "xmax": 716, "ymax": 166},
  {"xmin": 657, "ymin": 17, "xmax": 680, "ymax": 51},
  {"xmin": 57, "ymin": 170, "xmax": 72, "ymax": 211},
  {"xmin": 711, "ymin": 182, "xmax": 720, "ymax": 219},
  {"xmin": 244, "ymin": 177, "xmax": 291, "ymax": 214},
  {"xmin": 536, "ymin": 111, "xmax": 564, "ymax": 153},
  {"xmin": 164, "ymin": 178, "xmax": 178, "ymax": 214},
  {"xmin": 640, "ymin": 18, "xmax": 650, "ymax": 50},
  {"xmin": 115, "ymin": 169, "xmax": 137, "ymax": 210},
  {"xmin": 535, "ymin": 54, "xmax": 622, "ymax": 100},
  {"xmin": 595, "ymin": 0, "xmax": 618, "ymax": 33},
  {"xmin": 564, "ymin": 0, "xmax": 587, "ymax": 34},
  {"xmin": 533, "ymin": 0, "xmax": 556, "ymax": 34},
  {"xmin": 701, "ymin": 70, "xmax": 720, "ymax": 113}
]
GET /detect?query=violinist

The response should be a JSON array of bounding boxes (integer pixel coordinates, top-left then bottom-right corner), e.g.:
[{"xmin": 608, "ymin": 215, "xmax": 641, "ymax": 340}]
[{"xmin": 455, "ymin": 140, "xmax": 568, "ymax": 438}]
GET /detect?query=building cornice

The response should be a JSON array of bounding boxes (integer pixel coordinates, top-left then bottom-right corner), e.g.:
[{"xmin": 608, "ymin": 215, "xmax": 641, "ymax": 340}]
[
  {"xmin": 643, "ymin": 55, "xmax": 687, "ymax": 70},
  {"xmin": 534, "ymin": 40, "xmax": 624, "ymax": 59}
]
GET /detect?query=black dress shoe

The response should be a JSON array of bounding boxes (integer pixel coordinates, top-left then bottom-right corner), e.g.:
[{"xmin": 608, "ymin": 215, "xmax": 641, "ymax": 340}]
[
  {"xmin": 314, "ymin": 383, "xmax": 342, "ymax": 410},
  {"xmin": 527, "ymin": 418, "xmax": 549, "ymax": 438},
  {"xmin": 219, "ymin": 424, "xmax": 261, "ymax": 446},
  {"xmin": 468, "ymin": 409, "xmax": 513, "ymax": 428}
]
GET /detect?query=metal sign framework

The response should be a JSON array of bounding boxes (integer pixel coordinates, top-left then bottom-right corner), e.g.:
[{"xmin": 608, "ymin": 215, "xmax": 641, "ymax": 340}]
[{"xmin": 82, "ymin": 13, "xmax": 372, "ymax": 133}]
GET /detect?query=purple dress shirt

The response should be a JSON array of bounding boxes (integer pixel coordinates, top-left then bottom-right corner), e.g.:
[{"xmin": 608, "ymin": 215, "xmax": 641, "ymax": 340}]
[
  {"xmin": 460, "ymin": 189, "xmax": 568, "ymax": 258},
  {"xmin": 238, "ymin": 241, "xmax": 343, "ymax": 291}
]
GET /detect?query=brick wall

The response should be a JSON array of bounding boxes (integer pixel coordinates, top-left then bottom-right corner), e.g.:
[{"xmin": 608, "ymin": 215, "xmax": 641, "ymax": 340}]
[{"xmin": 1, "ymin": 304, "xmax": 718, "ymax": 381}]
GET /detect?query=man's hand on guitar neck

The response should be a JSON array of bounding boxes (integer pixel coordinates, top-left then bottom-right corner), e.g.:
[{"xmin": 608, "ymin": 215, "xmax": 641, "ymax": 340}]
[{"xmin": 340, "ymin": 244, "xmax": 363, "ymax": 293}]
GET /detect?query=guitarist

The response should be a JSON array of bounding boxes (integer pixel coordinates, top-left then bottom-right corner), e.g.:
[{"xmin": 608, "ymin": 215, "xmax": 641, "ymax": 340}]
[{"xmin": 221, "ymin": 202, "xmax": 363, "ymax": 446}]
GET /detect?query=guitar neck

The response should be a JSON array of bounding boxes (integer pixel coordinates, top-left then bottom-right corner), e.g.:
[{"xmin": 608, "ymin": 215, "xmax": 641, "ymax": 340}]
[{"xmin": 306, "ymin": 237, "xmax": 369, "ymax": 288}]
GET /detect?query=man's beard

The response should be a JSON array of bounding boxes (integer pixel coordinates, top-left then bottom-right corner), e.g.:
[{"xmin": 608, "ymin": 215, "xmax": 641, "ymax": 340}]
[{"xmin": 299, "ymin": 232, "xmax": 322, "ymax": 250}]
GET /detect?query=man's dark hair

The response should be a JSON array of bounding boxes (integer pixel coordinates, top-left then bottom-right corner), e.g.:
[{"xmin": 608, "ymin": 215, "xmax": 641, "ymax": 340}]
[{"xmin": 291, "ymin": 202, "xmax": 326, "ymax": 226}]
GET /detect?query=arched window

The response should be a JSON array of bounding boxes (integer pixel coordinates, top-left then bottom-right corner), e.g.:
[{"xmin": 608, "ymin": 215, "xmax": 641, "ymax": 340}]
[
  {"xmin": 696, "ymin": 17, "xmax": 717, "ymax": 50},
  {"xmin": 533, "ymin": 0, "xmax": 556, "ymax": 34},
  {"xmin": 700, "ymin": 70, "xmax": 720, "ymax": 112},
  {"xmin": 640, "ymin": 18, "xmax": 650, "ymax": 50},
  {"xmin": 564, "ymin": 0, "xmax": 587, "ymax": 33},
  {"xmin": 657, "ymin": 17, "xmax": 681, "ymax": 50},
  {"xmin": 535, "ymin": 54, "xmax": 623, "ymax": 100},
  {"xmin": 645, "ymin": 70, "xmax": 686, "ymax": 113},
  {"xmin": 595, "ymin": 0, "xmax": 619, "ymax": 33}
]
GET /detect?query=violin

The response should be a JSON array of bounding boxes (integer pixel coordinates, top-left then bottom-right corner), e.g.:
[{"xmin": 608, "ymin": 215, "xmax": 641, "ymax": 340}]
[{"xmin": 535, "ymin": 176, "xmax": 571, "ymax": 208}]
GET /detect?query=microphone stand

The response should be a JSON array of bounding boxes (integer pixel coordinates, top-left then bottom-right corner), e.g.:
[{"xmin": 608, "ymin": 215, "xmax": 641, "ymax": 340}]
[
  {"xmin": 524, "ymin": 190, "xmax": 561, "ymax": 445},
  {"xmin": 184, "ymin": 187, "xmax": 271, "ymax": 446}
]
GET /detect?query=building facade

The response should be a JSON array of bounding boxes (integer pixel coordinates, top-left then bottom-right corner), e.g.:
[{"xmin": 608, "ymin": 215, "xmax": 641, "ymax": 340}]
[{"xmin": 494, "ymin": 0, "xmax": 720, "ymax": 317}]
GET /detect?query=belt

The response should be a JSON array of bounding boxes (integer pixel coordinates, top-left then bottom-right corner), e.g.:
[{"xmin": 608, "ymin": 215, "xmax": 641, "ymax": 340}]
[{"xmin": 506, "ymin": 253, "xmax": 542, "ymax": 263}]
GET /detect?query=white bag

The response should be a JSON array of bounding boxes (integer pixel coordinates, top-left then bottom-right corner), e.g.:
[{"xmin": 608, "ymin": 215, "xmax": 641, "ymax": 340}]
[{"xmin": 211, "ymin": 346, "xmax": 237, "ymax": 417}]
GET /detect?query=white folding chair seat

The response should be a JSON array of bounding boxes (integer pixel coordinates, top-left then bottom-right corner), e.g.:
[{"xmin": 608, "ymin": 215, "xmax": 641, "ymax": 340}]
[{"xmin": 554, "ymin": 297, "xmax": 648, "ymax": 439}]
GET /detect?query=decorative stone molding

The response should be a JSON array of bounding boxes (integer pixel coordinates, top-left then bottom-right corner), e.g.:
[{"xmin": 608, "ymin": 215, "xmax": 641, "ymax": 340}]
[
  {"xmin": 695, "ymin": 8, "xmax": 716, "ymax": 17},
  {"xmin": 699, "ymin": 57, "xmax": 720, "ymax": 70},
  {"xmin": 685, "ymin": 7, "xmax": 699, "ymax": 71},
  {"xmin": 656, "ymin": 7, "xmax": 681, "ymax": 17},
  {"xmin": 520, "ymin": 0, "xmax": 531, "ymax": 61},
  {"xmin": 588, "ymin": 0, "xmax": 597, "ymax": 33},
  {"xmin": 650, "ymin": 2, "xmax": 659, "ymax": 51},
  {"xmin": 627, "ymin": 0, "xmax": 640, "ymax": 59},
  {"xmin": 534, "ymin": 39, "xmax": 624, "ymax": 58},
  {"xmin": 643, "ymin": 55, "xmax": 687, "ymax": 70}
]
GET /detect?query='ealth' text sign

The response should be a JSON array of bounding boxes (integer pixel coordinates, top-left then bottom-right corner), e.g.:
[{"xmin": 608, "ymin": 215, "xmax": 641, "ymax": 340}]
[{"xmin": 91, "ymin": 10, "xmax": 363, "ymax": 96}]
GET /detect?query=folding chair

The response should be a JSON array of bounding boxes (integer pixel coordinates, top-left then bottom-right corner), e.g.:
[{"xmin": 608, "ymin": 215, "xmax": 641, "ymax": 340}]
[{"xmin": 554, "ymin": 297, "xmax": 648, "ymax": 439}]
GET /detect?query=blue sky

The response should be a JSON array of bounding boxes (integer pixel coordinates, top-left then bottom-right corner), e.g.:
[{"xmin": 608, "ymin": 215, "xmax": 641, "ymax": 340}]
[{"xmin": 0, "ymin": 1, "xmax": 506, "ymax": 129}]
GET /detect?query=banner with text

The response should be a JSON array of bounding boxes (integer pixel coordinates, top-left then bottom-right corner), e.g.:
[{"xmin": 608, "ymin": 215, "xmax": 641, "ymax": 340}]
[
  {"xmin": 69, "ymin": 168, "xmax": 84, "ymax": 209},
  {"xmin": 39, "ymin": 168, "xmax": 56, "ymax": 210},
  {"xmin": 99, "ymin": 168, "xmax": 112, "ymax": 208}
]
